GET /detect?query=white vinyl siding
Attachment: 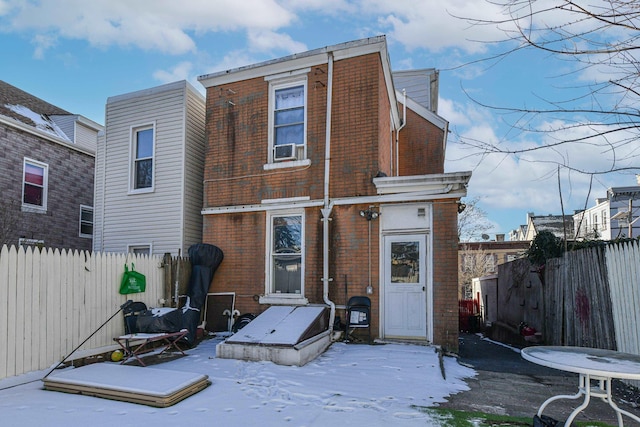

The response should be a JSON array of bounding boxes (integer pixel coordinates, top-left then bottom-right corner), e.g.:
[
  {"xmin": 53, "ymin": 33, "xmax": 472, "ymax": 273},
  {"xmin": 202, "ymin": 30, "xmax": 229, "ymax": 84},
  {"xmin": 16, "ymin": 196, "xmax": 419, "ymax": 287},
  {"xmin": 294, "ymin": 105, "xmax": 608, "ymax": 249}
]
[{"xmin": 95, "ymin": 81, "xmax": 205, "ymax": 256}]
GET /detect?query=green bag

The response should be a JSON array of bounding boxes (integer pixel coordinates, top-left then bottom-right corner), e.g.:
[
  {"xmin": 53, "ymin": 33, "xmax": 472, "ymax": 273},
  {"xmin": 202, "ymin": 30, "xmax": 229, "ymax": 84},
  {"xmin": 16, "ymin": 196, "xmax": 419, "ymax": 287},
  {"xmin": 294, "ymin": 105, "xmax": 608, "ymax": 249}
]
[{"xmin": 119, "ymin": 263, "xmax": 146, "ymax": 294}]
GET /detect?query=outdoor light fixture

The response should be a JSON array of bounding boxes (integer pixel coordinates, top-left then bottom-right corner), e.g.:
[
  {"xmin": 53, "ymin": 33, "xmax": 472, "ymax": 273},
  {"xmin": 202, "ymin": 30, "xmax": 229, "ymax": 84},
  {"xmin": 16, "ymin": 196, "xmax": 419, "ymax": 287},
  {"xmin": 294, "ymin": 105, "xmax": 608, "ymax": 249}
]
[
  {"xmin": 457, "ymin": 202, "xmax": 467, "ymax": 213},
  {"xmin": 359, "ymin": 209, "xmax": 379, "ymax": 221}
]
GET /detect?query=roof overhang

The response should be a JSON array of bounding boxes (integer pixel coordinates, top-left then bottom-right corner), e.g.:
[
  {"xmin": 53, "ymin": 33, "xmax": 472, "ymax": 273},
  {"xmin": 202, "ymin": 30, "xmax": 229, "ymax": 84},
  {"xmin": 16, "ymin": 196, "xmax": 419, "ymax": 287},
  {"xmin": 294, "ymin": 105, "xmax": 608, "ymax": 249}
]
[
  {"xmin": 373, "ymin": 172, "xmax": 471, "ymax": 196},
  {"xmin": 198, "ymin": 36, "xmax": 400, "ymax": 129},
  {"xmin": 0, "ymin": 114, "xmax": 95, "ymax": 156}
]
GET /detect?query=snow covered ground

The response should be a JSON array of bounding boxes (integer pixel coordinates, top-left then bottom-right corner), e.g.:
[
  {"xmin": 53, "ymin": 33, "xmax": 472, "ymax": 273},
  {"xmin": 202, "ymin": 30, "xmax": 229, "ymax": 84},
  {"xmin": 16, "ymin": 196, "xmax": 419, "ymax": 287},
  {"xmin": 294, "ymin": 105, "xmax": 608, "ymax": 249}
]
[{"xmin": 0, "ymin": 337, "xmax": 475, "ymax": 426}]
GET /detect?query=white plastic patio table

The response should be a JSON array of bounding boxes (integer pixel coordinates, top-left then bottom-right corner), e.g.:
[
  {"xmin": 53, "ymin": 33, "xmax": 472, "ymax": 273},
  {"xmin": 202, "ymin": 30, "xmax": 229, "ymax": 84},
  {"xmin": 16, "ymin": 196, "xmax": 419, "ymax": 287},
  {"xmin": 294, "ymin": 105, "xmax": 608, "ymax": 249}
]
[{"xmin": 521, "ymin": 346, "xmax": 640, "ymax": 426}]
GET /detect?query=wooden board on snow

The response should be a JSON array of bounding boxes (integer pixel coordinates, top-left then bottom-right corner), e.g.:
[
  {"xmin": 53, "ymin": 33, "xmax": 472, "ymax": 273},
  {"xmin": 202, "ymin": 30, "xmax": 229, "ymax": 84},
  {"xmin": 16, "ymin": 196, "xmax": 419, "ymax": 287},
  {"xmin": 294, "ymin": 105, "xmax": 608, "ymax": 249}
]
[{"xmin": 43, "ymin": 363, "xmax": 210, "ymax": 407}]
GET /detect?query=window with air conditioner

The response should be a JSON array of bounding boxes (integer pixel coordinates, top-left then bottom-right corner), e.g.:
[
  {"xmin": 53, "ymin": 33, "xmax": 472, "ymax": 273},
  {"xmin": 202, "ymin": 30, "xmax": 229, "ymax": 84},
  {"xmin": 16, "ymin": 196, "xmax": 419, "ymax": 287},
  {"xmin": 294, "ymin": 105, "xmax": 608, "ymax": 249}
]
[{"xmin": 266, "ymin": 76, "xmax": 308, "ymax": 166}]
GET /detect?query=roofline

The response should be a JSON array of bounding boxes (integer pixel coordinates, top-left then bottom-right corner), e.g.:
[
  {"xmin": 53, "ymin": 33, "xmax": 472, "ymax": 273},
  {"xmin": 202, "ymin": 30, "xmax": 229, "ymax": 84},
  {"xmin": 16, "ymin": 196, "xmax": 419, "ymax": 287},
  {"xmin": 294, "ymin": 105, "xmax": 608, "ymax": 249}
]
[
  {"xmin": 107, "ymin": 80, "xmax": 204, "ymax": 105},
  {"xmin": 397, "ymin": 89, "xmax": 447, "ymax": 130},
  {"xmin": 198, "ymin": 36, "xmax": 400, "ymax": 128},
  {"xmin": 0, "ymin": 114, "xmax": 96, "ymax": 156}
]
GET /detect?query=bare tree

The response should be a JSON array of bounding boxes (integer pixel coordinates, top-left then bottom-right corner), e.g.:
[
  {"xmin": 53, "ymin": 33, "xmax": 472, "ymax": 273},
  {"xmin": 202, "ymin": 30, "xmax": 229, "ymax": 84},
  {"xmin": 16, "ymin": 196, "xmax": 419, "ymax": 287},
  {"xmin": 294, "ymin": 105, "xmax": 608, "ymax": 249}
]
[
  {"xmin": 458, "ymin": 196, "xmax": 493, "ymax": 242},
  {"xmin": 458, "ymin": 244, "xmax": 495, "ymax": 298},
  {"xmin": 457, "ymin": 0, "xmax": 640, "ymax": 176}
]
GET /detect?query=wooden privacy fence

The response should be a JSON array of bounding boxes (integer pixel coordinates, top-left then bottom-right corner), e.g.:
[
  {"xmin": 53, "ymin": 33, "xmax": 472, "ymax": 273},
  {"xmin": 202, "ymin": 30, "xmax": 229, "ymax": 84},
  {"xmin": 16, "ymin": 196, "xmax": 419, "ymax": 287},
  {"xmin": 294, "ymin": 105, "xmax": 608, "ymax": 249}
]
[
  {"xmin": 0, "ymin": 245, "xmax": 167, "ymax": 381},
  {"xmin": 489, "ymin": 240, "xmax": 640, "ymax": 359}
]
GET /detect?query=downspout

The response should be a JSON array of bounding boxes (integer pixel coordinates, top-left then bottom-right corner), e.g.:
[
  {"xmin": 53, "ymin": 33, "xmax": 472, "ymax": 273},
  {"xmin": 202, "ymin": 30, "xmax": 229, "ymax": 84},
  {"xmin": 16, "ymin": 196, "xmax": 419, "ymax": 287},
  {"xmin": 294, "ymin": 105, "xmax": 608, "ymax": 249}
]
[
  {"xmin": 321, "ymin": 52, "xmax": 336, "ymax": 334},
  {"xmin": 395, "ymin": 89, "xmax": 407, "ymax": 176}
]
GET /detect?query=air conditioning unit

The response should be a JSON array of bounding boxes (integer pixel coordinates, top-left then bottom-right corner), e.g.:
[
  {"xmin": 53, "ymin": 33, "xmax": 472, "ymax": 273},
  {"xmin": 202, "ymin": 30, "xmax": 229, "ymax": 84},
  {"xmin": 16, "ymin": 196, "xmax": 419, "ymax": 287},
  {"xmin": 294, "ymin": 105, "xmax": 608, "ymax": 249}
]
[{"xmin": 274, "ymin": 143, "xmax": 297, "ymax": 161}]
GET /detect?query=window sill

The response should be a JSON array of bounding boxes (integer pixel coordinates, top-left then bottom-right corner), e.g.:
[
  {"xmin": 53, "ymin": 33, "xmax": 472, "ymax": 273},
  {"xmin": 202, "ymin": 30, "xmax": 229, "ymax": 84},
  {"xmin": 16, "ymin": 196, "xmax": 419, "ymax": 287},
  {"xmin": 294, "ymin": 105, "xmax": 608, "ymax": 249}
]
[
  {"xmin": 128, "ymin": 187, "xmax": 155, "ymax": 195},
  {"xmin": 21, "ymin": 205, "xmax": 47, "ymax": 214},
  {"xmin": 263, "ymin": 159, "xmax": 311, "ymax": 171},
  {"xmin": 259, "ymin": 295, "xmax": 309, "ymax": 306}
]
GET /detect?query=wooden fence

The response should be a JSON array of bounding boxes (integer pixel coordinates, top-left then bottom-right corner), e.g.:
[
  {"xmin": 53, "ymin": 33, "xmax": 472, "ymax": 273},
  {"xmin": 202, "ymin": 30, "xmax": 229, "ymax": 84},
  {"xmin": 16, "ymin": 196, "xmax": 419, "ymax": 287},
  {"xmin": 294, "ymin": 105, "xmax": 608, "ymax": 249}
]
[
  {"xmin": 0, "ymin": 245, "xmax": 171, "ymax": 381},
  {"xmin": 488, "ymin": 240, "xmax": 640, "ymax": 356}
]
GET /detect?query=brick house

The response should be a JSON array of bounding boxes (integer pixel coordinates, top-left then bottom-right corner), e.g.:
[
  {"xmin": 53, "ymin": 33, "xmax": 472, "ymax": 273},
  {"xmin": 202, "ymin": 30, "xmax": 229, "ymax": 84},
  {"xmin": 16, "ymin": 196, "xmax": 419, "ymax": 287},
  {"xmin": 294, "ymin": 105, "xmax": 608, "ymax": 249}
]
[
  {"xmin": 0, "ymin": 80, "xmax": 102, "ymax": 251},
  {"xmin": 198, "ymin": 37, "xmax": 470, "ymax": 350}
]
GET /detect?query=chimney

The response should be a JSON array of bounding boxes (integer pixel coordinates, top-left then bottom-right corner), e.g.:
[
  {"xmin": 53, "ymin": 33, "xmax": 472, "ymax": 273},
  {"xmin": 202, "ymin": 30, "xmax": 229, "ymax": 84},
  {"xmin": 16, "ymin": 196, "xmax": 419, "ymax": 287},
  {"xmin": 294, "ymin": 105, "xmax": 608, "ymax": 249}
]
[{"xmin": 496, "ymin": 234, "xmax": 505, "ymax": 242}]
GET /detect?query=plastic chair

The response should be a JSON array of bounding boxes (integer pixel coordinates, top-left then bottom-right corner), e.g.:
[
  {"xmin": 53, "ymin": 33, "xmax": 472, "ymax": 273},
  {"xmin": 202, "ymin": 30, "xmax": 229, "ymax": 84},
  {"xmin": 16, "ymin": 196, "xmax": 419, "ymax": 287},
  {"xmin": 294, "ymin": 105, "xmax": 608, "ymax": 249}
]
[
  {"xmin": 123, "ymin": 301, "xmax": 148, "ymax": 335},
  {"xmin": 346, "ymin": 296, "xmax": 371, "ymax": 343}
]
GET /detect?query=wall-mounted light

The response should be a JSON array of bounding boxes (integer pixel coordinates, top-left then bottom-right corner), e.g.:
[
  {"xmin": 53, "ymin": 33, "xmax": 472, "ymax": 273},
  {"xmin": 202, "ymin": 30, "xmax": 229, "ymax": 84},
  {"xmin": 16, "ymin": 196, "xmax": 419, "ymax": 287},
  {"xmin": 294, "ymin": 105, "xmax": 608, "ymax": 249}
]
[
  {"xmin": 359, "ymin": 209, "xmax": 380, "ymax": 221},
  {"xmin": 457, "ymin": 202, "xmax": 467, "ymax": 214}
]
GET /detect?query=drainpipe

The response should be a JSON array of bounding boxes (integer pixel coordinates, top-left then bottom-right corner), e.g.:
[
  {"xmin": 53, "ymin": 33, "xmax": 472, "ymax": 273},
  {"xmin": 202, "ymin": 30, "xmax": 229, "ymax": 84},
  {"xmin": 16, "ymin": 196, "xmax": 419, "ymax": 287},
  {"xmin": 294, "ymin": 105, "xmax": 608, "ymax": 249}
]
[
  {"xmin": 395, "ymin": 89, "xmax": 407, "ymax": 176},
  {"xmin": 321, "ymin": 52, "xmax": 336, "ymax": 334}
]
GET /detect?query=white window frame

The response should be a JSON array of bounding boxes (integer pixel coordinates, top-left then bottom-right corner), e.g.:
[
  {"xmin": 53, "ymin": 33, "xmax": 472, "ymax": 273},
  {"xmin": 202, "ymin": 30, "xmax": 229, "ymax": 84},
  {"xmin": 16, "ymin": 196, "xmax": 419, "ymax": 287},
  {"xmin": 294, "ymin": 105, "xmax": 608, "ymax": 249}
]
[
  {"xmin": 260, "ymin": 210, "xmax": 307, "ymax": 305},
  {"xmin": 129, "ymin": 123, "xmax": 156, "ymax": 194},
  {"xmin": 127, "ymin": 244, "xmax": 152, "ymax": 256},
  {"xmin": 22, "ymin": 158, "xmax": 48, "ymax": 213},
  {"xmin": 79, "ymin": 205, "xmax": 94, "ymax": 238},
  {"xmin": 264, "ymin": 72, "xmax": 309, "ymax": 169}
]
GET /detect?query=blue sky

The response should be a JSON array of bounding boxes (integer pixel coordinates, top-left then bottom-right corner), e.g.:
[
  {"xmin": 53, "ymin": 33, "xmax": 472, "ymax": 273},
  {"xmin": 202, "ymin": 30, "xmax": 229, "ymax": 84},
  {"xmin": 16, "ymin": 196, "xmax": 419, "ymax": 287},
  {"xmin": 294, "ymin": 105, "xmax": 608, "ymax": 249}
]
[{"xmin": 1, "ymin": 0, "xmax": 638, "ymax": 240}]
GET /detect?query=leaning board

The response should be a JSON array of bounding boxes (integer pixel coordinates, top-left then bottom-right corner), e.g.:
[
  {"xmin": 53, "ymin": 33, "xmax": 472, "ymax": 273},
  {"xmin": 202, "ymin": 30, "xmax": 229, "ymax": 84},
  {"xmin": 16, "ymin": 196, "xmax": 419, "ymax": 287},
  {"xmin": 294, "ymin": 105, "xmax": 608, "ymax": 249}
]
[{"xmin": 43, "ymin": 363, "xmax": 210, "ymax": 407}]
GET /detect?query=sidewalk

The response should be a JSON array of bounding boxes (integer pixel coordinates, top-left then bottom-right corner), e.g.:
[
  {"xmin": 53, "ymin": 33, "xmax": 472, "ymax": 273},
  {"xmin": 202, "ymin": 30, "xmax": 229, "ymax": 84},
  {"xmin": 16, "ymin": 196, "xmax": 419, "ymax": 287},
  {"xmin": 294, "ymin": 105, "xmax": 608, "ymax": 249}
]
[{"xmin": 438, "ymin": 334, "xmax": 640, "ymax": 425}]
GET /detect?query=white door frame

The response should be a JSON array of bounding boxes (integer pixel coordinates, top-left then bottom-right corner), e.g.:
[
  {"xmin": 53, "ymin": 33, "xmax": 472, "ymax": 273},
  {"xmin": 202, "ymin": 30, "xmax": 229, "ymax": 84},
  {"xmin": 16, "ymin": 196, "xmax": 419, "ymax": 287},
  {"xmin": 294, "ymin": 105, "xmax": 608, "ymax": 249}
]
[{"xmin": 379, "ymin": 230, "xmax": 433, "ymax": 341}]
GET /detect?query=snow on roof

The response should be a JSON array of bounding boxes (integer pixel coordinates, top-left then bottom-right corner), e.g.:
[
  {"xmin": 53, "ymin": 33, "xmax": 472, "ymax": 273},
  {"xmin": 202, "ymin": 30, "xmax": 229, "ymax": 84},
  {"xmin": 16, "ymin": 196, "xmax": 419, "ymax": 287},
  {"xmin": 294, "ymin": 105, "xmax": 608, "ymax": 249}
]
[{"xmin": 4, "ymin": 103, "xmax": 71, "ymax": 141}]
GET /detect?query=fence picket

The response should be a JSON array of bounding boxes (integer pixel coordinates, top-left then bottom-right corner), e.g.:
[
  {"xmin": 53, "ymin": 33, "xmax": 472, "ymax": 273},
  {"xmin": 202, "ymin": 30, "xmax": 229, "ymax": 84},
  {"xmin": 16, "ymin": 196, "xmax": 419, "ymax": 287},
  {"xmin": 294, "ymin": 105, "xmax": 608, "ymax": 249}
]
[{"xmin": 0, "ymin": 246, "xmax": 171, "ymax": 381}]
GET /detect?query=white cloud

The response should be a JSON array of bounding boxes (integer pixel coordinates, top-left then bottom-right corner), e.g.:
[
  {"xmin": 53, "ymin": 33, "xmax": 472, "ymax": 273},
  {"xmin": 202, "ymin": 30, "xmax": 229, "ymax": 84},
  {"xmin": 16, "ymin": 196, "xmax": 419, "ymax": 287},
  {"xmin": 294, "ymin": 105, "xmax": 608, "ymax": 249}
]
[
  {"xmin": 153, "ymin": 61, "xmax": 194, "ymax": 84},
  {"xmin": 360, "ymin": 0, "xmax": 511, "ymax": 54},
  {"xmin": 2, "ymin": 0, "xmax": 296, "ymax": 56},
  {"xmin": 247, "ymin": 29, "xmax": 307, "ymax": 54}
]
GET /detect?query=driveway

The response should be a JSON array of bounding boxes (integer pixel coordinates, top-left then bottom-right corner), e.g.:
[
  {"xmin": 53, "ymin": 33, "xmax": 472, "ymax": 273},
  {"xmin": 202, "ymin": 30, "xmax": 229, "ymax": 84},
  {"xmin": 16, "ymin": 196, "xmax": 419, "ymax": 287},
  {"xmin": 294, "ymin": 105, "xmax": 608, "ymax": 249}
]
[{"xmin": 438, "ymin": 333, "xmax": 640, "ymax": 425}]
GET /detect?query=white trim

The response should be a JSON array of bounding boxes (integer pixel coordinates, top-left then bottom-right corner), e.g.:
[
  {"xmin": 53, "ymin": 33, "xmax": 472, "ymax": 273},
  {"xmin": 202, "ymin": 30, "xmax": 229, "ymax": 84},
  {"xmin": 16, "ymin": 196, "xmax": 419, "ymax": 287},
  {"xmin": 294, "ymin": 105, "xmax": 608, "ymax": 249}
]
[
  {"xmin": 267, "ymin": 78, "xmax": 308, "ymax": 164},
  {"xmin": 262, "ymin": 196, "xmax": 310, "ymax": 204},
  {"xmin": 128, "ymin": 122, "xmax": 156, "ymax": 194},
  {"xmin": 79, "ymin": 205, "xmax": 94, "ymax": 238},
  {"xmin": 264, "ymin": 67, "xmax": 311, "ymax": 82},
  {"xmin": 265, "ymin": 209, "xmax": 305, "ymax": 300},
  {"xmin": 21, "ymin": 157, "xmax": 48, "ymax": 213},
  {"xmin": 396, "ymin": 90, "xmax": 448, "ymax": 130},
  {"xmin": 263, "ymin": 158, "xmax": 311, "ymax": 170},
  {"xmin": 127, "ymin": 243, "xmax": 152, "ymax": 255},
  {"xmin": 0, "ymin": 115, "xmax": 96, "ymax": 156}
]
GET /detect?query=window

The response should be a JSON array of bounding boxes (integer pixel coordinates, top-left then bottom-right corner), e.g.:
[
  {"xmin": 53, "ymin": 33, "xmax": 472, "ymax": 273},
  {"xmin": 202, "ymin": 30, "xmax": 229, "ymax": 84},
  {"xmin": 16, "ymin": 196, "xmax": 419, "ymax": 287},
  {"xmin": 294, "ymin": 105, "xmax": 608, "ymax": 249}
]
[
  {"xmin": 128, "ymin": 245, "xmax": 151, "ymax": 256},
  {"xmin": 602, "ymin": 211, "xmax": 608, "ymax": 230},
  {"xmin": 130, "ymin": 125, "xmax": 155, "ymax": 192},
  {"xmin": 268, "ymin": 212, "xmax": 304, "ymax": 296},
  {"xmin": 22, "ymin": 158, "xmax": 48, "ymax": 212},
  {"xmin": 267, "ymin": 77, "xmax": 307, "ymax": 165},
  {"xmin": 79, "ymin": 205, "xmax": 93, "ymax": 238}
]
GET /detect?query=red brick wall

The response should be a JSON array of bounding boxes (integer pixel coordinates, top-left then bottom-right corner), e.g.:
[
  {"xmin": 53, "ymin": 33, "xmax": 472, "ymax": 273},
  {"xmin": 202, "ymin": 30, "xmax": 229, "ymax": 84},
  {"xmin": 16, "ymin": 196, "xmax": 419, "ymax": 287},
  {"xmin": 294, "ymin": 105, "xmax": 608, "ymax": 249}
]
[
  {"xmin": 431, "ymin": 199, "xmax": 460, "ymax": 351},
  {"xmin": 398, "ymin": 107, "xmax": 445, "ymax": 176}
]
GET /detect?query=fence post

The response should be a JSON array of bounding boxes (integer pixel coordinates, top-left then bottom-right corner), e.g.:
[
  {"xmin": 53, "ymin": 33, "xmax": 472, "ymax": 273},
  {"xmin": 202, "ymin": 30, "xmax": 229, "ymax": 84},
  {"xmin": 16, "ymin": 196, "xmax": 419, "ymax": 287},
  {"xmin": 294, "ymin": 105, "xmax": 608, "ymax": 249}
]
[{"xmin": 163, "ymin": 252, "xmax": 172, "ymax": 307}]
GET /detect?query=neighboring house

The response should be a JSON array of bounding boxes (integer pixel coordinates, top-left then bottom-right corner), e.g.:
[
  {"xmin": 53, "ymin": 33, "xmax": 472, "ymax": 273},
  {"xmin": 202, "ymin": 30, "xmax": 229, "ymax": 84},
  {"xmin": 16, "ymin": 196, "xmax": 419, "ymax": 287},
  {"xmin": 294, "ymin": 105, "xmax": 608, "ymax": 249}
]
[
  {"xmin": 573, "ymin": 177, "xmax": 640, "ymax": 240},
  {"xmin": 458, "ymin": 234, "xmax": 529, "ymax": 298},
  {"xmin": 197, "ymin": 36, "xmax": 471, "ymax": 350},
  {"xmin": 518, "ymin": 212, "xmax": 575, "ymax": 241},
  {"xmin": 0, "ymin": 80, "xmax": 101, "ymax": 251},
  {"xmin": 93, "ymin": 80, "xmax": 205, "ymax": 256}
]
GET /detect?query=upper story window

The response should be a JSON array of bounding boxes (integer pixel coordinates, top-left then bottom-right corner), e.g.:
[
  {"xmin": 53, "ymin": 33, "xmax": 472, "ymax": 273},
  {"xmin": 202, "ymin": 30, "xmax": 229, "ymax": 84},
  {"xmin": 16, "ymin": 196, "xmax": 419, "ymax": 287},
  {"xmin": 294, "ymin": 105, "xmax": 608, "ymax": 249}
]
[
  {"xmin": 79, "ymin": 205, "xmax": 94, "ymax": 238},
  {"xmin": 22, "ymin": 158, "xmax": 48, "ymax": 212},
  {"xmin": 130, "ymin": 124, "xmax": 155, "ymax": 193},
  {"xmin": 266, "ymin": 75, "xmax": 308, "ymax": 167}
]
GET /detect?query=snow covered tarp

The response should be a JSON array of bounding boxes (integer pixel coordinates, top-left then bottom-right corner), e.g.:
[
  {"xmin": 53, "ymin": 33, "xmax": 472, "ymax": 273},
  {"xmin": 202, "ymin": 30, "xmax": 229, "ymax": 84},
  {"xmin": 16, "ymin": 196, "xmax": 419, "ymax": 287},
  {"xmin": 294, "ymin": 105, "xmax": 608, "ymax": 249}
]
[{"xmin": 42, "ymin": 363, "xmax": 210, "ymax": 407}]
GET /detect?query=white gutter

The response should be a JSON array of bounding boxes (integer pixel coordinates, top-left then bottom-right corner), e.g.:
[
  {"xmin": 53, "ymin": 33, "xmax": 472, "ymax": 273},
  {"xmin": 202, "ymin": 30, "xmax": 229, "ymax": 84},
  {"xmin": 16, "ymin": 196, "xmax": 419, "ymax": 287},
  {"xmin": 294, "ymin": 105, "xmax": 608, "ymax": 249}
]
[
  {"xmin": 395, "ymin": 89, "xmax": 407, "ymax": 176},
  {"xmin": 321, "ymin": 52, "xmax": 336, "ymax": 334}
]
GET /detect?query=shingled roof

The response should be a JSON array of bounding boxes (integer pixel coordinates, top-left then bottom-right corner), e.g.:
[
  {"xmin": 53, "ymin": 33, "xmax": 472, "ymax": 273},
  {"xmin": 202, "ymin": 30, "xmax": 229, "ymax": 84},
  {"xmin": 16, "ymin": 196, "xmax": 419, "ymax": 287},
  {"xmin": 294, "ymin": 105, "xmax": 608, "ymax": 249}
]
[{"xmin": 0, "ymin": 80, "xmax": 76, "ymax": 141}]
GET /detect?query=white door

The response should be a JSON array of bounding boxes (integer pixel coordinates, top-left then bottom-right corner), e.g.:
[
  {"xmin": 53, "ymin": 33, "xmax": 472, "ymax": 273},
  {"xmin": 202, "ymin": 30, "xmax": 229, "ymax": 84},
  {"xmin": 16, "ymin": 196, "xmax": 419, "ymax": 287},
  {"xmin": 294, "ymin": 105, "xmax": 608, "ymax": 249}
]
[{"xmin": 383, "ymin": 234, "xmax": 427, "ymax": 339}]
